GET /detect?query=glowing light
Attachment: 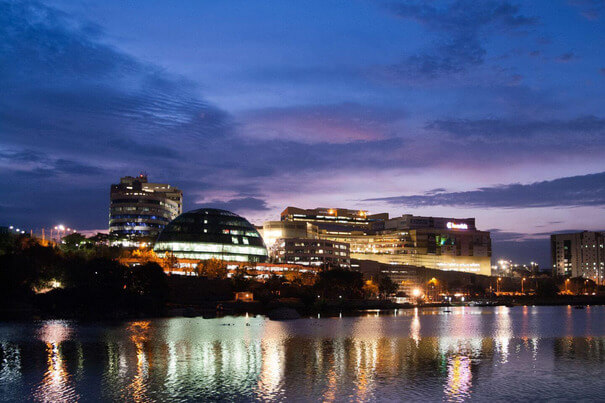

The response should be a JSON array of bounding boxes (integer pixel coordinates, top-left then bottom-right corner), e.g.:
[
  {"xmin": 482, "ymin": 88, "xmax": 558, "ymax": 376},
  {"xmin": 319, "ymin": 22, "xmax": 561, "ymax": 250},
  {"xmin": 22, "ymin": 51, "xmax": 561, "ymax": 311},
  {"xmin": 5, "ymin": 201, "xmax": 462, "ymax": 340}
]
[
  {"xmin": 446, "ymin": 222, "xmax": 468, "ymax": 230},
  {"xmin": 412, "ymin": 288, "xmax": 422, "ymax": 297}
]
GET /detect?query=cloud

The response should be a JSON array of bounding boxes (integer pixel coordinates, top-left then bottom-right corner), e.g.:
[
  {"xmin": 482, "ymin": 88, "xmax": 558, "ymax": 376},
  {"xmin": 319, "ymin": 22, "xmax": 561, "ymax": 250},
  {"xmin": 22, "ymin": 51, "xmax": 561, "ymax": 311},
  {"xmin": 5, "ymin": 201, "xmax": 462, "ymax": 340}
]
[
  {"xmin": 240, "ymin": 103, "xmax": 405, "ymax": 143},
  {"xmin": 0, "ymin": 148, "xmax": 104, "ymax": 178},
  {"xmin": 568, "ymin": 0, "xmax": 605, "ymax": 20},
  {"xmin": 557, "ymin": 52, "xmax": 576, "ymax": 62},
  {"xmin": 203, "ymin": 197, "xmax": 271, "ymax": 213},
  {"xmin": 426, "ymin": 115, "xmax": 605, "ymax": 141},
  {"xmin": 0, "ymin": 0, "xmax": 232, "ymax": 162},
  {"xmin": 366, "ymin": 171, "xmax": 605, "ymax": 208},
  {"xmin": 386, "ymin": 0, "xmax": 537, "ymax": 79}
]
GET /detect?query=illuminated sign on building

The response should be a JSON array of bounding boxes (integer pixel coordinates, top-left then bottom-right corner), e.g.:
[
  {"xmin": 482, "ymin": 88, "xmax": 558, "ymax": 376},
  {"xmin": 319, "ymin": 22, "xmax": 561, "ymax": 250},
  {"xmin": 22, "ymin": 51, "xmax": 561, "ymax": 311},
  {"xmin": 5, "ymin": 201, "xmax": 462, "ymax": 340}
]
[{"xmin": 446, "ymin": 222, "xmax": 468, "ymax": 230}]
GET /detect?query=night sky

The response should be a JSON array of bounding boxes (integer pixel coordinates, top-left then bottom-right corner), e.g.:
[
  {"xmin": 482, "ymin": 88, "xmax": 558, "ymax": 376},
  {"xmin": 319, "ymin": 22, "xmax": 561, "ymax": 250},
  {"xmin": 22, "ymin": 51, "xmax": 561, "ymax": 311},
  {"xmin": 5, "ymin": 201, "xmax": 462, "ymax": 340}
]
[{"xmin": 1, "ymin": 0, "xmax": 604, "ymax": 267}]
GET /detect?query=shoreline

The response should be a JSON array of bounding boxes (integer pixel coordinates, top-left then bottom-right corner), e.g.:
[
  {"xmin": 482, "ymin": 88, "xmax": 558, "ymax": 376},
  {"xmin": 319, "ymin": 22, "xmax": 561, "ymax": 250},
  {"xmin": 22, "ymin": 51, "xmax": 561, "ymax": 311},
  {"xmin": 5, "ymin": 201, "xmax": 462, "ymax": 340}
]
[{"xmin": 2, "ymin": 295, "xmax": 605, "ymax": 322}]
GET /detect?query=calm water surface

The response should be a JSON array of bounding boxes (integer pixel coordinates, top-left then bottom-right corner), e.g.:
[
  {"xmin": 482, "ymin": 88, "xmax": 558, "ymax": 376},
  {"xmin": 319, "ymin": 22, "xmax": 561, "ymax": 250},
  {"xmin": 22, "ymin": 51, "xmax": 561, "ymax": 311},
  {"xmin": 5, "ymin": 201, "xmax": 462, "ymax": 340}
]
[{"xmin": 1, "ymin": 306, "xmax": 605, "ymax": 402}]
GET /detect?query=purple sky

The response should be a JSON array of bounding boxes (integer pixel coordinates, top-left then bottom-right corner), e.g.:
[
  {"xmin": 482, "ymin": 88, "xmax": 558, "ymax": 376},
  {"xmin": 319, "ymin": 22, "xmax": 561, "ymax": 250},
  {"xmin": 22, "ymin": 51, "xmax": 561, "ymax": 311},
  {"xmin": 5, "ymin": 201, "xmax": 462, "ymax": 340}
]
[{"xmin": 1, "ymin": 0, "xmax": 604, "ymax": 267}]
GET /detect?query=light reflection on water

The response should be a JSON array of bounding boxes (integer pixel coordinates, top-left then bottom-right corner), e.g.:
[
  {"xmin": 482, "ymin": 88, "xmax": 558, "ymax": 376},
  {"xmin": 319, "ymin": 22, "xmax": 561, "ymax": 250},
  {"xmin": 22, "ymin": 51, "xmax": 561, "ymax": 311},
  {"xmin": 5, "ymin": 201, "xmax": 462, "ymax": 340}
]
[{"xmin": 1, "ymin": 306, "xmax": 605, "ymax": 402}]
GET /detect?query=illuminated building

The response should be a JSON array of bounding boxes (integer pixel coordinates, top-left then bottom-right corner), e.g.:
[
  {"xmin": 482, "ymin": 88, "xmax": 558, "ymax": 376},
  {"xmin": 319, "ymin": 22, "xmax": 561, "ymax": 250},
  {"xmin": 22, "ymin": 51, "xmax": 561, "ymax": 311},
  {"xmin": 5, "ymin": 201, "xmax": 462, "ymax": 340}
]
[
  {"xmin": 384, "ymin": 214, "xmax": 476, "ymax": 231},
  {"xmin": 280, "ymin": 206, "xmax": 388, "ymax": 231},
  {"xmin": 260, "ymin": 221, "xmax": 319, "ymax": 249},
  {"xmin": 325, "ymin": 215, "xmax": 490, "ymax": 276},
  {"xmin": 378, "ymin": 265, "xmax": 422, "ymax": 297},
  {"xmin": 270, "ymin": 238, "xmax": 350, "ymax": 268},
  {"xmin": 551, "ymin": 231, "xmax": 604, "ymax": 284},
  {"xmin": 280, "ymin": 208, "xmax": 491, "ymax": 275},
  {"xmin": 109, "ymin": 174, "xmax": 182, "ymax": 245},
  {"xmin": 153, "ymin": 208, "xmax": 268, "ymax": 262}
]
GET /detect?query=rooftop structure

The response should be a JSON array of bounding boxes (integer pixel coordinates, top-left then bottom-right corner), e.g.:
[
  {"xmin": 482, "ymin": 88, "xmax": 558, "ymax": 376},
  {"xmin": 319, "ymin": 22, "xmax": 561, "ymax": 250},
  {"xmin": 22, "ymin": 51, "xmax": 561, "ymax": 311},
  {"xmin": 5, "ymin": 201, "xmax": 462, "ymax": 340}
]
[{"xmin": 280, "ymin": 206, "xmax": 388, "ymax": 233}]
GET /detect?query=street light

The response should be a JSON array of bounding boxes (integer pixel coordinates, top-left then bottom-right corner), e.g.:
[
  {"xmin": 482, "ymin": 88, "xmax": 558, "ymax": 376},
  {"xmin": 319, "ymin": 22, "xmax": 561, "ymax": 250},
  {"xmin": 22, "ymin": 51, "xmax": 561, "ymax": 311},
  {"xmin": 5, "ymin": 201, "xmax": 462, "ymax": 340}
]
[
  {"xmin": 497, "ymin": 277, "xmax": 502, "ymax": 293},
  {"xmin": 522, "ymin": 277, "xmax": 526, "ymax": 294},
  {"xmin": 565, "ymin": 278, "xmax": 570, "ymax": 294}
]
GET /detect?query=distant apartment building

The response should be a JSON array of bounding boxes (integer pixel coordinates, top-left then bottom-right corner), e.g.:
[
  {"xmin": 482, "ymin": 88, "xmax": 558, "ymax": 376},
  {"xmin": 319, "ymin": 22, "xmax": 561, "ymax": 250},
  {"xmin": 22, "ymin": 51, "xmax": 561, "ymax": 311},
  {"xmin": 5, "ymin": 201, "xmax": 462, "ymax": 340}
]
[
  {"xmin": 280, "ymin": 207, "xmax": 491, "ymax": 276},
  {"xmin": 551, "ymin": 231, "xmax": 605, "ymax": 284},
  {"xmin": 109, "ymin": 174, "xmax": 182, "ymax": 245},
  {"xmin": 270, "ymin": 238, "xmax": 350, "ymax": 269}
]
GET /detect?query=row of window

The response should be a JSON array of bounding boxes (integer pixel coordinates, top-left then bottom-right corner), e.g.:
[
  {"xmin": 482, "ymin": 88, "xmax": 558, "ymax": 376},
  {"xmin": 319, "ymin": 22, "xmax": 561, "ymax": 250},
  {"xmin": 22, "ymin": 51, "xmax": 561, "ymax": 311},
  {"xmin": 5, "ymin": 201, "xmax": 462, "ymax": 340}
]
[
  {"xmin": 110, "ymin": 222, "xmax": 166, "ymax": 228},
  {"xmin": 110, "ymin": 214, "xmax": 170, "ymax": 221},
  {"xmin": 286, "ymin": 249, "xmax": 348, "ymax": 256}
]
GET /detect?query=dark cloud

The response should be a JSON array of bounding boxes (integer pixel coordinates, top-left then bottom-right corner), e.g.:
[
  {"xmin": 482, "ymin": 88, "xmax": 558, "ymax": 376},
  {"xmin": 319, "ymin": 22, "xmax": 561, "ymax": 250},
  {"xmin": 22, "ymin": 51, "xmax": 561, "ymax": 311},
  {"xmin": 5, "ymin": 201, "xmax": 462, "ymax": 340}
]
[
  {"xmin": 424, "ymin": 188, "xmax": 447, "ymax": 195},
  {"xmin": 0, "ymin": 148, "xmax": 104, "ymax": 178},
  {"xmin": 427, "ymin": 115, "xmax": 605, "ymax": 140},
  {"xmin": 203, "ymin": 197, "xmax": 271, "ymax": 213},
  {"xmin": 387, "ymin": 0, "xmax": 537, "ymax": 79},
  {"xmin": 557, "ymin": 52, "xmax": 576, "ymax": 62},
  {"xmin": 568, "ymin": 0, "xmax": 605, "ymax": 20},
  {"xmin": 0, "ymin": 0, "xmax": 232, "ymax": 162},
  {"xmin": 366, "ymin": 171, "xmax": 605, "ymax": 208}
]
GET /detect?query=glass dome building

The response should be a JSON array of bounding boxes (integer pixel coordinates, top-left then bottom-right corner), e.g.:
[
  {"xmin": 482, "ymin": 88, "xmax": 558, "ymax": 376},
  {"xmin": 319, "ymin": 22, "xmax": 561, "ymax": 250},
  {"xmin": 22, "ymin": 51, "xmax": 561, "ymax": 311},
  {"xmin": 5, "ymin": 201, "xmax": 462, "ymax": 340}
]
[{"xmin": 153, "ymin": 208, "xmax": 268, "ymax": 262}]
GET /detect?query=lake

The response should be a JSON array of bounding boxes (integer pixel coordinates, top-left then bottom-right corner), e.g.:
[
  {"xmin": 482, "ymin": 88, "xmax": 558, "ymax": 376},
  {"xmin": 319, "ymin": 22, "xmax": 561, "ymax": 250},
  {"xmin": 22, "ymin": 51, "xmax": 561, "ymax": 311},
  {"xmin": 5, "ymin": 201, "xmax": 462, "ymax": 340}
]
[{"xmin": 1, "ymin": 306, "xmax": 604, "ymax": 402}]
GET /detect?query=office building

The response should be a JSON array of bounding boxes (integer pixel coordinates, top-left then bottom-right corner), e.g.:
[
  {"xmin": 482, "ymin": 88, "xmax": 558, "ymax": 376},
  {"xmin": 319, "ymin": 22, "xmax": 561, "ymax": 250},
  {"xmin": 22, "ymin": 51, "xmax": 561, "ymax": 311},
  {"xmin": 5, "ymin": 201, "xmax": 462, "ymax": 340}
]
[
  {"xmin": 282, "ymin": 208, "xmax": 491, "ymax": 276},
  {"xmin": 270, "ymin": 238, "xmax": 350, "ymax": 268},
  {"xmin": 280, "ymin": 206, "xmax": 388, "ymax": 232},
  {"xmin": 109, "ymin": 175, "xmax": 182, "ymax": 245},
  {"xmin": 153, "ymin": 208, "xmax": 268, "ymax": 262},
  {"xmin": 551, "ymin": 231, "xmax": 605, "ymax": 283}
]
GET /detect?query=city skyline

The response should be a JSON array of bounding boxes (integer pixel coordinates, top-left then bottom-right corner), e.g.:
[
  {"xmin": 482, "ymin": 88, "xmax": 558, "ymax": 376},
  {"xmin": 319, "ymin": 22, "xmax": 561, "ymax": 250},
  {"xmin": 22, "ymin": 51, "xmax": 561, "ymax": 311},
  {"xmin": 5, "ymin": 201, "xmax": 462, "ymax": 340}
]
[{"xmin": 2, "ymin": 0, "xmax": 605, "ymax": 267}]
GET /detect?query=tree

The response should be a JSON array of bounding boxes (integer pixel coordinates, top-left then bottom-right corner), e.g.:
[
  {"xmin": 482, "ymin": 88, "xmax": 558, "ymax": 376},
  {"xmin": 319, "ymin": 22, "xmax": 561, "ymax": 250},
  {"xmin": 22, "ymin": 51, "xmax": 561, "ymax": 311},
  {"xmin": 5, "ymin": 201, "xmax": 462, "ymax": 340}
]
[
  {"xmin": 363, "ymin": 280, "xmax": 379, "ymax": 299},
  {"xmin": 88, "ymin": 233, "xmax": 109, "ymax": 246},
  {"xmin": 196, "ymin": 258, "xmax": 228, "ymax": 279},
  {"xmin": 231, "ymin": 267, "xmax": 251, "ymax": 291},
  {"xmin": 162, "ymin": 252, "xmax": 179, "ymax": 273},
  {"xmin": 125, "ymin": 262, "xmax": 169, "ymax": 304},
  {"xmin": 376, "ymin": 274, "xmax": 398, "ymax": 299},
  {"xmin": 315, "ymin": 269, "xmax": 364, "ymax": 299},
  {"xmin": 61, "ymin": 233, "xmax": 88, "ymax": 251}
]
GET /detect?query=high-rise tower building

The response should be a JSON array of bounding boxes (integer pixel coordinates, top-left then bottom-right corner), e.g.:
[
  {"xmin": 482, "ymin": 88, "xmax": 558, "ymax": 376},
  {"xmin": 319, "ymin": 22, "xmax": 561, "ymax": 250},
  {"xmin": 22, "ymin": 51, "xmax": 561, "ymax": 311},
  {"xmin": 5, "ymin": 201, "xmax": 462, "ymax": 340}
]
[
  {"xmin": 109, "ymin": 174, "xmax": 182, "ymax": 245},
  {"xmin": 551, "ymin": 231, "xmax": 605, "ymax": 283}
]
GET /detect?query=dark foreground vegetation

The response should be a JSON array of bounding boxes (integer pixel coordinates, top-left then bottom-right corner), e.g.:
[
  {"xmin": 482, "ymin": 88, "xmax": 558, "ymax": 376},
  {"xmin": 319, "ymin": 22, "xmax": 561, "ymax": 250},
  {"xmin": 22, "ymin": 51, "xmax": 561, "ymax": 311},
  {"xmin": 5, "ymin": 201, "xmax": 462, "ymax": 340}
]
[
  {"xmin": 2, "ymin": 232, "xmax": 605, "ymax": 320},
  {"xmin": 0, "ymin": 234, "xmax": 168, "ymax": 319},
  {"xmin": 0, "ymin": 233, "xmax": 399, "ymax": 319}
]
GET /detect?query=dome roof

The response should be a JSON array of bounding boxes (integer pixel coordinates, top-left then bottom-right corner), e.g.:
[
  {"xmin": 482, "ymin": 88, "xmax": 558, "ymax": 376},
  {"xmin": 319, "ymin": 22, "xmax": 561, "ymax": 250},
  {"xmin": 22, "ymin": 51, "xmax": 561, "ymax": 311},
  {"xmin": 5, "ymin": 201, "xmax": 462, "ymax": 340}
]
[{"xmin": 153, "ymin": 208, "xmax": 267, "ymax": 262}]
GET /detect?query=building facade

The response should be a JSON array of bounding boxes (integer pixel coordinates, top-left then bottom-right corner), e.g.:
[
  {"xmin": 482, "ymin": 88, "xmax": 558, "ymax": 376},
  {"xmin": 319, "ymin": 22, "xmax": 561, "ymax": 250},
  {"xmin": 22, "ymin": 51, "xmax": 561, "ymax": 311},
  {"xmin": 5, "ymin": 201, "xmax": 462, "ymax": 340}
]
[
  {"xmin": 260, "ymin": 220, "xmax": 319, "ymax": 249},
  {"xmin": 326, "ymin": 216, "xmax": 490, "ymax": 276},
  {"xmin": 280, "ymin": 206, "xmax": 388, "ymax": 231},
  {"xmin": 270, "ymin": 238, "xmax": 350, "ymax": 268},
  {"xmin": 153, "ymin": 208, "xmax": 268, "ymax": 262},
  {"xmin": 551, "ymin": 231, "xmax": 605, "ymax": 283},
  {"xmin": 280, "ymin": 208, "xmax": 491, "ymax": 276},
  {"xmin": 109, "ymin": 174, "xmax": 182, "ymax": 245}
]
